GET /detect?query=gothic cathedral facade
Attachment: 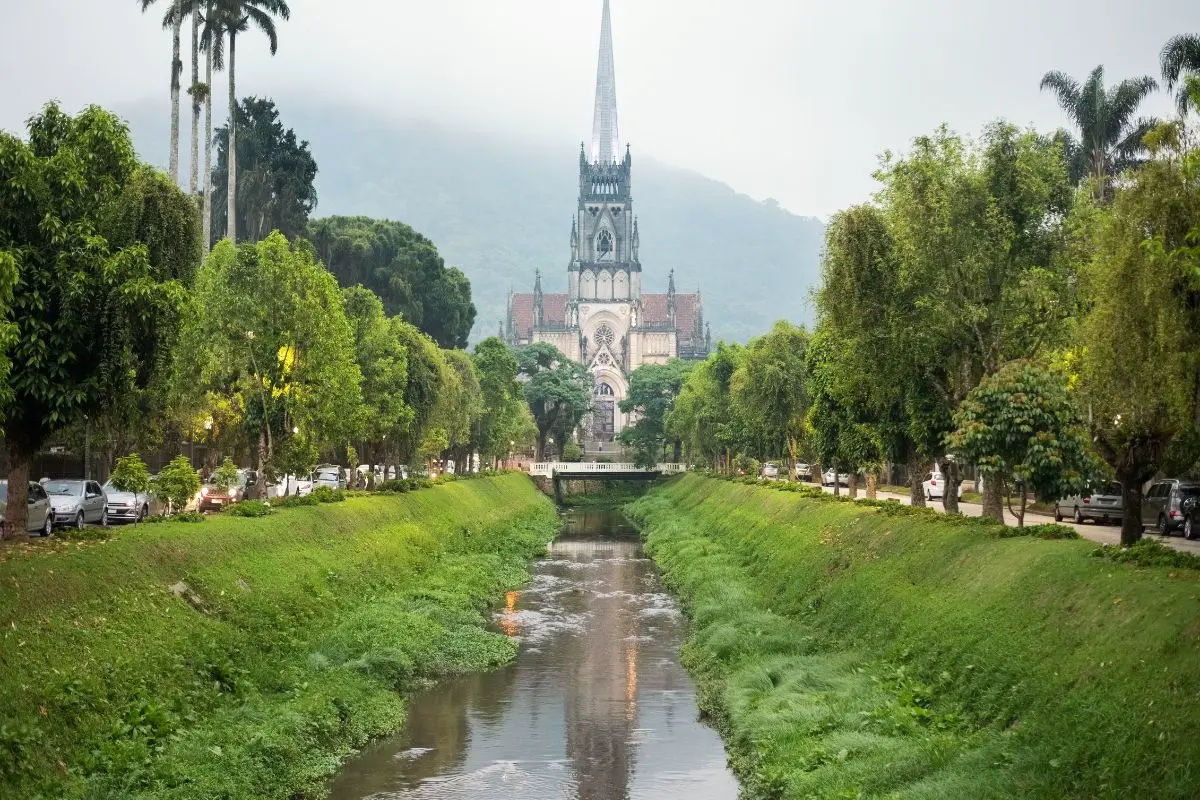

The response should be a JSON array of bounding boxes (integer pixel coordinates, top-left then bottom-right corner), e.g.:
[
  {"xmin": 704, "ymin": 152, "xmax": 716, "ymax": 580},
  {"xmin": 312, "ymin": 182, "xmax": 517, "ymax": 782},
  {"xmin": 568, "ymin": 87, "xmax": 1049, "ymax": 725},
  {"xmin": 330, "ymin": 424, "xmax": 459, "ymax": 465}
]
[{"xmin": 506, "ymin": 0, "xmax": 710, "ymax": 446}]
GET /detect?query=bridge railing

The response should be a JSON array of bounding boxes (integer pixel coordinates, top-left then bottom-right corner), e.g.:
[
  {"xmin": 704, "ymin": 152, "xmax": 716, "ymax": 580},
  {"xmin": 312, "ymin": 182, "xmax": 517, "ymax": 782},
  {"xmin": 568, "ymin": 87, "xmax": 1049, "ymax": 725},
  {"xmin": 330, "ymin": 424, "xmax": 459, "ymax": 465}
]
[{"xmin": 528, "ymin": 462, "xmax": 688, "ymax": 478}]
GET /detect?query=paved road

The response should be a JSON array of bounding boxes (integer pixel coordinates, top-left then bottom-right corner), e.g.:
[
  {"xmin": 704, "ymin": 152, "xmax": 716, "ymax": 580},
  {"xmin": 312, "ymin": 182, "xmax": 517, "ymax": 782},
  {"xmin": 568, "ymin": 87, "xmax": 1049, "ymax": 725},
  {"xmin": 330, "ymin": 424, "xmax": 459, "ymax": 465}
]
[{"xmin": 815, "ymin": 483, "xmax": 1200, "ymax": 555}]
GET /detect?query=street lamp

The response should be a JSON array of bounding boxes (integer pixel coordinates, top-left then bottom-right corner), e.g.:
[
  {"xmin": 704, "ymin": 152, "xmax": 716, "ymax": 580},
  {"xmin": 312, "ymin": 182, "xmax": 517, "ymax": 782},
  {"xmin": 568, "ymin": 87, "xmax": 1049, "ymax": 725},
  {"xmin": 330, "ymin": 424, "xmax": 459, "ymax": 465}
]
[{"xmin": 292, "ymin": 426, "xmax": 299, "ymax": 435}]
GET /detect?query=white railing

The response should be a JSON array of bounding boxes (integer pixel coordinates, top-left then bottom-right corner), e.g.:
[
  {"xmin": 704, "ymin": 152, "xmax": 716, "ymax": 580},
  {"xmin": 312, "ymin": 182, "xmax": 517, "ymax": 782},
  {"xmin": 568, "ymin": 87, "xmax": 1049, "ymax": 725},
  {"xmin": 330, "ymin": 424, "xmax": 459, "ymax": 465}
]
[{"xmin": 528, "ymin": 461, "xmax": 688, "ymax": 477}]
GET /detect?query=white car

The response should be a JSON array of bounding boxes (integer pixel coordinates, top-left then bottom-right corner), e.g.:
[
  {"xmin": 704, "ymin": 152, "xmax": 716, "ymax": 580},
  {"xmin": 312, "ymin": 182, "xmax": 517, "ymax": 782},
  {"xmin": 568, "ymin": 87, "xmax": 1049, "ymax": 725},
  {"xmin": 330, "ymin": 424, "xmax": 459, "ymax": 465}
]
[
  {"xmin": 793, "ymin": 463, "xmax": 813, "ymax": 481},
  {"xmin": 761, "ymin": 462, "xmax": 780, "ymax": 479},
  {"xmin": 822, "ymin": 469, "xmax": 850, "ymax": 487},
  {"xmin": 922, "ymin": 472, "xmax": 963, "ymax": 502},
  {"xmin": 312, "ymin": 465, "xmax": 346, "ymax": 491}
]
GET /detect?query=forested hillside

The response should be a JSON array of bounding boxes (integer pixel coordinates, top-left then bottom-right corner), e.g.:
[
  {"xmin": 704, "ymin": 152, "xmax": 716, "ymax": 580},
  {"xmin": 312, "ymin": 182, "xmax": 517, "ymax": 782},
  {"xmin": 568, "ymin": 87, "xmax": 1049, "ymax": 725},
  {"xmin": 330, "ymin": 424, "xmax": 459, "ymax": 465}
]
[{"xmin": 122, "ymin": 99, "xmax": 825, "ymax": 342}]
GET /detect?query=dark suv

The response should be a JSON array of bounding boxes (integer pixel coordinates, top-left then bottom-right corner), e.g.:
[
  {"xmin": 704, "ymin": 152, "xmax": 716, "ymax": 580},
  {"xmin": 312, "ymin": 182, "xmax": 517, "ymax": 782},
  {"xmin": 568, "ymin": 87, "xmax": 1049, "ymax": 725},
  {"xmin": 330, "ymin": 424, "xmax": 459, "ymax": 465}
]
[
  {"xmin": 1183, "ymin": 496, "xmax": 1199, "ymax": 541},
  {"xmin": 1141, "ymin": 479, "xmax": 1200, "ymax": 536}
]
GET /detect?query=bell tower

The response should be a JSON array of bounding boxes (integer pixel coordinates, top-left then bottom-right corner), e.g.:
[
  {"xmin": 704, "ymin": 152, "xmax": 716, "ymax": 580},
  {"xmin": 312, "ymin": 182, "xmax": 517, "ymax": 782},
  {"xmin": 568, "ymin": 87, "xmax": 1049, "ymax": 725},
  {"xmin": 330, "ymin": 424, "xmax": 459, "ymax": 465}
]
[{"xmin": 570, "ymin": 0, "xmax": 640, "ymax": 305}]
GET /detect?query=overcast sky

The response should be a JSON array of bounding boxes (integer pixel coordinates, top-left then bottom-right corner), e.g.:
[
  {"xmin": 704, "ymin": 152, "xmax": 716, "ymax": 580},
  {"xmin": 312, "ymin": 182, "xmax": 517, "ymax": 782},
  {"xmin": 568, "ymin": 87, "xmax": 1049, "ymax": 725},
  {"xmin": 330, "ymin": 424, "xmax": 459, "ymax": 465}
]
[{"xmin": 1, "ymin": 0, "xmax": 1194, "ymax": 218}]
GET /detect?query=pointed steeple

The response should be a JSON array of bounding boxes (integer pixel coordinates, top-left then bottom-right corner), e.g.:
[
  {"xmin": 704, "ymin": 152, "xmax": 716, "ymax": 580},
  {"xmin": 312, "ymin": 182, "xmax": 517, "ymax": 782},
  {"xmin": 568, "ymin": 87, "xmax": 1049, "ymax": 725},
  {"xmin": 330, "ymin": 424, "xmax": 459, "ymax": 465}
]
[
  {"xmin": 589, "ymin": 0, "xmax": 620, "ymax": 164},
  {"xmin": 533, "ymin": 269, "xmax": 544, "ymax": 327},
  {"xmin": 667, "ymin": 268, "xmax": 677, "ymax": 323}
]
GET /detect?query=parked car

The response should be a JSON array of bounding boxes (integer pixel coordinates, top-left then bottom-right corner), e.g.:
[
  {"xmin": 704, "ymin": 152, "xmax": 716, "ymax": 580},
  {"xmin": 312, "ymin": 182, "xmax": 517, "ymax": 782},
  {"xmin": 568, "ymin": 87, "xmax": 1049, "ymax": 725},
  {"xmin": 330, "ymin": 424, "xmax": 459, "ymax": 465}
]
[
  {"xmin": 822, "ymin": 469, "xmax": 850, "ymax": 487},
  {"xmin": 198, "ymin": 469, "xmax": 257, "ymax": 512},
  {"xmin": 1142, "ymin": 478, "xmax": 1200, "ymax": 535},
  {"xmin": 0, "ymin": 480, "xmax": 55, "ymax": 536},
  {"xmin": 44, "ymin": 479, "xmax": 108, "ymax": 529},
  {"xmin": 793, "ymin": 463, "xmax": 813, "ymax": 481},
  {"xmin": 761, "ymin": 462, "xmax": 780, "ymax": 479},
  {"xmin": 1055, "ymin": 481, "xmax": 1123, "ymax": 525},
  {"xmin": 102, "ymin": 479, "xmax": 163, "ymax": 523},
  {"xmin": 922, "ymin": 472, "xmax": 962, "ymax": 502},
  {"xmin": 268, "ymin": 473, "xmax": 314, "ymax": 499},
  {"xmin": 312, "ymin": 465, "xmax": 346, "ymax": 491},
  {"xmin": 1182, "ymin": 495, "xmax": 1199, "ymax": 541}
]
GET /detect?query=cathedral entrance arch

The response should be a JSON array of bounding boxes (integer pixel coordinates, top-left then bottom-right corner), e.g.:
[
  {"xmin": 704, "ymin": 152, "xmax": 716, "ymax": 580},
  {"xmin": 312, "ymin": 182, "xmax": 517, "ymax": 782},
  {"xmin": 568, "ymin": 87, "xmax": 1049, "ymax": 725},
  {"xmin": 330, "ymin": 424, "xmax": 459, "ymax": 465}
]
[{"xmin": 593, "ymin": 382, "xmax": 616, "ymax": 443}]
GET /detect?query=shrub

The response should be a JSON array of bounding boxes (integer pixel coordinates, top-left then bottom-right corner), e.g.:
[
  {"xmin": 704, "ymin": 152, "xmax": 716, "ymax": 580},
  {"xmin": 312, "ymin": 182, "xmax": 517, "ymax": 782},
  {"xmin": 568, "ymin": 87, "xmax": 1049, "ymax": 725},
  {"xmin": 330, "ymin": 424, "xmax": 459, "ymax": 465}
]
[
  {"xmin": 227, "ymin": 500, "xmax": 272, "ymax": 518},
  {"xmin": 58, "ymin": 526, "xmax": 113, "ymax": 541},
  {"xmin": 562, "ymin": 442, "xmax": 583, "ymax": 462},
  {"xmin": 1006, "ymin": 522, "xmax": 1080, "ymax": 540},
  {"xmin": 211, "ymin": 457, "xmax": 239, "ymax": 492},
  {"xmin": 151, "ymin": 456, "xmax": 201, "ymax": 514},
  {"xmin": 376, "ymin": 480, "xmax": 408, "ymax": 494},
  {"xmin": 311, "ymin": 486, "xmax": 346, "ymax": 503},
  {"xmin": 271, "ymin": 494, "xmax": 319, "ymax": 508},
  {"xmin": 175, "ymin": 511, "xmax": 205, "ymax": 524},
  {"xmin": 1091, "ymin": 538, "xmax": 1200, "ymax": 570}
]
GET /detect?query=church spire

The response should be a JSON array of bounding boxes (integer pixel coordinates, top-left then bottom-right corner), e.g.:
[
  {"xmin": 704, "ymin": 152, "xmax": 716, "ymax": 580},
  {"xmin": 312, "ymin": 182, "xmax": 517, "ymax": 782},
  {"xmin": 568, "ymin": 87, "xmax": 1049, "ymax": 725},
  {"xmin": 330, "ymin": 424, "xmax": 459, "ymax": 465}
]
[{"xmin": 589, "ymin": 0, "xmax": 620, "ymax": 164}]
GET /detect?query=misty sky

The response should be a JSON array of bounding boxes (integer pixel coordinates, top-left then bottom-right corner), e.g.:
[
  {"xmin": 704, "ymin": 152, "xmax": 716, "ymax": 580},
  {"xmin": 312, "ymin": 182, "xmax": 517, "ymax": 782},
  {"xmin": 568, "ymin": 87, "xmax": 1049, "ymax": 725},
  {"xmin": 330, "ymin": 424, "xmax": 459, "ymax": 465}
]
[{"xmin": 1, "ymin": 0, "xmax": 1194, "ymax": 218}]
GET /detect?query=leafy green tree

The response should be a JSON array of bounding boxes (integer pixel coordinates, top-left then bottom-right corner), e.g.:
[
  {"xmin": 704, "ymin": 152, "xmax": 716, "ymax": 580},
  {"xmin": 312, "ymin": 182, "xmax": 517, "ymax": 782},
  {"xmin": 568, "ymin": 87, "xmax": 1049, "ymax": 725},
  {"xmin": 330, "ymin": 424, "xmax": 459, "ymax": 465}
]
[
  {"xmin": 211, "ymin": 97, "xmax": 316, "ymax": 245},
  {"xmin": 472, "ymin": 337, "xmax": 529, "ymax": 465},
  {"xmin": 181, "ymin": 232, "xmax": 362, "ymax": 497},
  {"xmin": 618, "ymin": 360, "xmax": 693, "ymax": 468},
  {"xmin": 1161, "ymin": 33, "xmax": 1200, "ymax": 113},
  {"xmin": 948, "ymin": 361, "xmax": 1095, "ymax": 526},
  {"xmin": 391, "ymin": 319, "xmax": 445, "ymax": 466},
  {"xmin": 0, "ymin": 104, "xmax": 196, "ymax": 537},
  {"xmin": 308, "ymin": 216, "xmax": 477, "ymax": 348},
  {"xmin": 1075, "ymin": 121, "xmax": 1200, "ymax": 544},
  {"xmin": 1040, "ymin": 66, "xmax": 1159, "ymax": 200},
  {"xmin": 211, "ymin": 455, "xmax": 239, "ymax": 491},
  {"xmin": 517, "ymin": 342, "xmax": 593, "ymax": 460},
  {"xmin": 670, "ymin": 343, "xmax": 743, "ymax": 471},
  {"xmin": 110, "ymin": 454, "xmax": 152, "ymax": 495},
  {"xmin": 342, "ymin": 286, "xmax": 412, "ymax": 477},
  {"xmin": 436, "ymin": 348, "xmax": 483, "ymax": 470},
  {"xmin": 151, "ymin": 454, "xmax": 201, "ymax": 513},
  {"xmin": 208, "ymin": 0, "xmax": 291, "ymax": 243},
  {"xmin": 729, "ymin": 322, "xmax": 810, "ymax": 468}
]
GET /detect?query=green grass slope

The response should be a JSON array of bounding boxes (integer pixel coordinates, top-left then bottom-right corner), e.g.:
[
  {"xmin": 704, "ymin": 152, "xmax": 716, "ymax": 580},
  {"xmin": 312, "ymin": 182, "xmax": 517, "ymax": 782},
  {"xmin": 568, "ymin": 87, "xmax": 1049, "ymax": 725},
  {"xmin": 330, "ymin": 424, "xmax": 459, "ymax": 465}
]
[
  {"xmin": 0, "ymin": 475, "xmax": 558, "ymax": 799},
  {"xmin": 627, "ymin": 475, "xmax": 1200, "ymax": 799}
]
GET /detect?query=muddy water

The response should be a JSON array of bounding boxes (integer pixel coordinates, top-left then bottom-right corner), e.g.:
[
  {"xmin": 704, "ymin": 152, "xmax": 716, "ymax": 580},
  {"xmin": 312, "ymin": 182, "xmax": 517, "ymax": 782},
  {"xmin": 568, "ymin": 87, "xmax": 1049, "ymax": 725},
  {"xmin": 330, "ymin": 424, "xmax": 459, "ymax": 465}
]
[{"xmin": 328, "ymin": 507, "xmax": 737, "ymax": 800}]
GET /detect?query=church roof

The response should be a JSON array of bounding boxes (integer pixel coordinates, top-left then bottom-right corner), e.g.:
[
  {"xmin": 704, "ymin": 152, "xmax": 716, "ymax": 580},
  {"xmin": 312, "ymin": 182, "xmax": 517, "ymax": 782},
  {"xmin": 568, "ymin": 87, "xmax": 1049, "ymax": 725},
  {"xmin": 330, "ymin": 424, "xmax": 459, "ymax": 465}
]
[
  {"xmin": 509, "ymin": 292, "xmax": 702, "ymax": 344},
  {"xmin": 590, "ymin": 0, "xmax": 620, "ymax": 164},
  {"xmin": 643, "ymin": 293, "xmax": 702, "ymax": 343},
  {"xmin": 510, "ymin": 293, "xmax": 569, "ymax": 340}
]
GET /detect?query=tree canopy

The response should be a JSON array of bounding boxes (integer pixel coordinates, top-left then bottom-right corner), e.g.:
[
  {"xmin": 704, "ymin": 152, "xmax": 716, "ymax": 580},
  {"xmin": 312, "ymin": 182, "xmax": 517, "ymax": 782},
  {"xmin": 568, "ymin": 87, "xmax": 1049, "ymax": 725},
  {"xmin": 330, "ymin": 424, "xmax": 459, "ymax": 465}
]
[
  {"xmin": 516, "ymin": 342, "xmax": 593, "ymax": 460},
  {"xmin": 618, "ymin": 359, "xmax": 693, "ymax": 467}
]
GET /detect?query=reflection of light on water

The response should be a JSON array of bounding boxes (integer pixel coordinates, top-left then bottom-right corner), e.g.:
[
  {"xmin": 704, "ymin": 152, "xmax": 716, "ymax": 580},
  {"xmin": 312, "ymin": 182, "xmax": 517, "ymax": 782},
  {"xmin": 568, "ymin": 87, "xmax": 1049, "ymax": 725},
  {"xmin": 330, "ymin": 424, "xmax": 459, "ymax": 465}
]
[
  {"xmin": 625, "ymin": 639, "xmax": 638, "ymax": 721},
  {"xmin": 498, "ymin": 590, "xmax": 520, "ymax": 637}
]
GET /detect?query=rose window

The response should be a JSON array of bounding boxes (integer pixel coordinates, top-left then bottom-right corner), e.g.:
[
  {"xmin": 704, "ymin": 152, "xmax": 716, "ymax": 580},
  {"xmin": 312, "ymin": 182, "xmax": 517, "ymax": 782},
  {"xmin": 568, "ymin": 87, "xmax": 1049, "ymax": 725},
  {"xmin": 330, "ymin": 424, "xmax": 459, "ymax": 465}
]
[{"xmin": 594, "ymin": 325, "xmax": 615, "ymax": 349}]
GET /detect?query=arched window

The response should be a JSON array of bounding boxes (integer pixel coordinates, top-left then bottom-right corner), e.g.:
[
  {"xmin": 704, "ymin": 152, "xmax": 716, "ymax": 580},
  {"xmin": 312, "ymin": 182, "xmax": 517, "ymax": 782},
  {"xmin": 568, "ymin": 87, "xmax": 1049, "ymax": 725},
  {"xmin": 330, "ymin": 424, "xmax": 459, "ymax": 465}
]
[
  {"xmin": 596, "ymin": 382, "xmax": 615, "ymax": 396},
  {"xmin": 596, "ymin": 229, "xmax": 613, "ymax": 259}
]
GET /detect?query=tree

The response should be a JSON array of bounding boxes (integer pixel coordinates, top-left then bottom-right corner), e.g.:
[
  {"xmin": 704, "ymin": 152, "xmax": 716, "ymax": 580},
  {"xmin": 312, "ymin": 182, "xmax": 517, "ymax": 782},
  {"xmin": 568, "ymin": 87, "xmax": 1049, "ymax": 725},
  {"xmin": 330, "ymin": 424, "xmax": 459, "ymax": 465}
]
[
  {"xmin": 182, "ymin": 232, "xmax": 362, "ymax": 497},
  {"xmin": 948, "ymin": 361, "xmax": 1095, "ymax": 526},
  {"xmin": 472, "ymin": 337, "xmax": 531, "ymax": 465},
  {"xmin": 0, "ymin": 104, "xmax": 197, "ymax": 537},
  {"xmin": 152, "ymin": 454, "xmax": 201, "ymax": 513},
  {"xmin": 670, "ymin": 343, "xmax": 743, "ymax": 472},
  {"xmin": 211, "ymin": 97, "xmax": 317, "ymax": 245},
  {"xmin": 140, "ymin": 0, "xmax": 185, "ymax": 184},
  {"xmin": 110, "ymin": 454, "xmax": 152, "ymax": 495},
  {"xmin": 391, "ymin": 319, "xmax": 445, "ymax": 466},
  {"xmin": 308, "ymin": 216, "xmax": 477, "ymax": 348},
  {"xmin": 429, "ymin": 349, "xmax": 483, "ymax": 471},
  {"xmin": 1075, "ymin": 121, "xmax": 1200, "ymax": 544},
  {"xmin": 618, "ymin": 360, "xmax": 693, "ymax": 467},
  {"xmin": 1040, "ymin": 65, "xmax": 1159, "ymax": 200},
  {"xmin": 729, "ymin": 322, "xmax": 810, "ymax": 468},
  {"xmin": 342, "ymin": 286, "xmax": 411, "ymax": 479},
  {"xmin": 1161, "ymin": 33, "xmax": 1200, "ymax": 114},
  {"xmin": 208, "ymin": 0, "xmax": 291, "ymax": 243},
  {"xmin": 517, "ymin": 342, "xmax": 593, "ymax": 460}
]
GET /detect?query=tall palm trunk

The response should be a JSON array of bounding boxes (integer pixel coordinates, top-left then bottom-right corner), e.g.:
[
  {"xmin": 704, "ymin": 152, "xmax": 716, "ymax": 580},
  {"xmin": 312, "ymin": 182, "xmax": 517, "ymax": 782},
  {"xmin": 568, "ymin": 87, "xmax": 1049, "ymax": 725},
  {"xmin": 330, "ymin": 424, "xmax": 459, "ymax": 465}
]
[
  {"xmin": 227, "ymin": 29, "xmax": 238, "ymax": 242},
  {"xmin": 202, "ymin": 44, "xmax": 213, "ymax": 248},
  {"xmin": 189, "ymin": 4, "xmax": 201, "ymax": 196},
  {"xmin": 168, "ymin": 0, "xmax": 184, "ymax": 183}
]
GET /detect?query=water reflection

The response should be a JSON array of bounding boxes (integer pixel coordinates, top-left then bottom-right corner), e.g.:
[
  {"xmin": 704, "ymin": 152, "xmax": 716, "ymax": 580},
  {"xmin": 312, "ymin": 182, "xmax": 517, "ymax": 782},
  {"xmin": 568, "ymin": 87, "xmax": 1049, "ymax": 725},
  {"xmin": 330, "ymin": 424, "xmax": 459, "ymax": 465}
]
[{"xmin": 328, "ymin": 507, "xmax": 737, "ymax": 800}]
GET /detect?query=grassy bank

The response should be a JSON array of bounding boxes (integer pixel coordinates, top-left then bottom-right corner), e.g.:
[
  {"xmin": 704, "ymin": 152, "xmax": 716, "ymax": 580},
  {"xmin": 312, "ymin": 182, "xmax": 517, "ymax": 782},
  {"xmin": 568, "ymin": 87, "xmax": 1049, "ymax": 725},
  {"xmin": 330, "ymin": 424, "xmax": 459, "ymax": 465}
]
[
  {"xmin": 0, "ymin": 474, "xmax": 558, "ymax": 799},
  {"xmin": 628, "ymin": 475, "xmax": 1200, "ymax": 799}
]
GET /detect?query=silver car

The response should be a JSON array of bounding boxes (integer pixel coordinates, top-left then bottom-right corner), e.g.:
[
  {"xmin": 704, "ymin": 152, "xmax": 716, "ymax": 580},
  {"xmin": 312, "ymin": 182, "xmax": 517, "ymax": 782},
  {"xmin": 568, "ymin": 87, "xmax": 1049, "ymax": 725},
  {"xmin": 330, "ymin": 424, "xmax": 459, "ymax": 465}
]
[
  {"xmin": 0, "ymin": 480, "xmax": 55, "ymax": 537},
  {"xmin": 102, "ymin": 479, "xmax": 162, "ymax": 523},
  {"xmin": 1056, "ymin": 481, "xmax": 1123, "ymax": 525},
  {"xmin": 45, "ymin": 479, "xmax": 108, "ymax": 529},
  {"xmin": 1142, "ymin": 479, "xmax": 1200, "ymax": 535}
]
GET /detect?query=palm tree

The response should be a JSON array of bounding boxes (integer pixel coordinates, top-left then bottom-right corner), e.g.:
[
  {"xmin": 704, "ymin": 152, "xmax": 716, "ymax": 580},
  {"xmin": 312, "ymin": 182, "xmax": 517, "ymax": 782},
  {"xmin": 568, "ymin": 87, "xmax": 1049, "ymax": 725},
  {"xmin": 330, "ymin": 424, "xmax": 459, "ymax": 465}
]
[
  {"xmin": 140, "ymin": 0, "xmax": 186, "ymax": 184},
  {"xmin": 209, "ymin": 0, "xmax": 291, "ymax": 243},
  {"xmin": 1039, "ymin": 65, "xmax": 1159, "ymax": 201},
  {"xmin": 1161, "ymin": 33, "xmax": 1200, "ymax": 114}
]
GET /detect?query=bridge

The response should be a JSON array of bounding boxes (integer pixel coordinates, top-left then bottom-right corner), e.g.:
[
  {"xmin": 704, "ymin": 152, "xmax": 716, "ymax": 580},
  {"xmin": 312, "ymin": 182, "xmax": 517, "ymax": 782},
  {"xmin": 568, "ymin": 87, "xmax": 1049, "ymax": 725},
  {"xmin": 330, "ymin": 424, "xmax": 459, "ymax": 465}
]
[{"xmin": 528, "ymin": 462, "xmax": 688, "ymax": 478}]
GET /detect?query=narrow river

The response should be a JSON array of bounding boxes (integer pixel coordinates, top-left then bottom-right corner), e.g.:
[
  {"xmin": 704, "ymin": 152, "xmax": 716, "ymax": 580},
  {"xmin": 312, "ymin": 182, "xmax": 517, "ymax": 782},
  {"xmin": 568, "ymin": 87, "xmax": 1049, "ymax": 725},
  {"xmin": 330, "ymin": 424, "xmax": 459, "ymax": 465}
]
[{"xmin": 329, "ymin": 506, "xmax": 737, "ymax": 800}]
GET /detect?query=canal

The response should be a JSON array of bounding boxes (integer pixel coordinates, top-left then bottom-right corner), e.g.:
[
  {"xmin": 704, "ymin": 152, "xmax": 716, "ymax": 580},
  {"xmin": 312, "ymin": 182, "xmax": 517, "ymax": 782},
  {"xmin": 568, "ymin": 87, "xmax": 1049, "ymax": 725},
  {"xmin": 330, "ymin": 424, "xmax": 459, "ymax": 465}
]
[{"xmin": 328, "ymin": 505, "xmax": 737, "ymax": 799}]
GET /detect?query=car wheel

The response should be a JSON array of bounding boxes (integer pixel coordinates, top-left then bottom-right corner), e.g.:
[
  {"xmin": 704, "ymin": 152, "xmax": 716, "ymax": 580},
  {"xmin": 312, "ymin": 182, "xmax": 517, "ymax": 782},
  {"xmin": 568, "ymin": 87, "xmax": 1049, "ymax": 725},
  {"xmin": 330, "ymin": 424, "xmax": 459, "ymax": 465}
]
[
  {"xmin": 1157, "ymin": 515, "xmax": 1170, "ymax": 536},
  {"xmin": 1185, "ymin": 517, "xmax": 1195, "ymax": 541},
  {"xmin": 42, "ymin": 514, "xmax": 53, "ymax": 537},
  {"xmin": 1073, "ymin": 507, "xmax": 1083, "ymax": 525},
  {"xmin": 75, "ymin": 512, "xmax": 85, "ymax": 530},
  {"xmin": 100, "ymin": 509, "xmax": 108, "ymax": 527}
]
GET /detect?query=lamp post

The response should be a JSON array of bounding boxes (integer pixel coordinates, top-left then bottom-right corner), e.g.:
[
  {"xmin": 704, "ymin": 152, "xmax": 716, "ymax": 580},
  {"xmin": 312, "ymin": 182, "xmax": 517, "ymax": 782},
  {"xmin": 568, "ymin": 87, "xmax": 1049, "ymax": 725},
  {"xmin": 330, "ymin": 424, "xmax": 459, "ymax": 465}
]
[{"xmin": 547, "ymin": 437, "xmax": 554, "ymax": 461}]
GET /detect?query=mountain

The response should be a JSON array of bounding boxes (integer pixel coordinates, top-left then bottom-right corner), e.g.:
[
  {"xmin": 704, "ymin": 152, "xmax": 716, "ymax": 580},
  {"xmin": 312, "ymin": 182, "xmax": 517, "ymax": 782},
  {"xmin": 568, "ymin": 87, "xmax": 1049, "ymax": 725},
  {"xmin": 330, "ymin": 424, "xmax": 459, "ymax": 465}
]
[{"xmin": 120, "ymin": 99, "xmax": 825, "ymax": 343}]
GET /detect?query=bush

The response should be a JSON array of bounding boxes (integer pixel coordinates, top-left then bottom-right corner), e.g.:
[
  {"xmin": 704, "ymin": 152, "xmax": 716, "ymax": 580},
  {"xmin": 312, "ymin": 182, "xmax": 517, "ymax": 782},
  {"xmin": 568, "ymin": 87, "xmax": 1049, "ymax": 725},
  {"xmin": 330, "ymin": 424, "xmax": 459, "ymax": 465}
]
[
  {"xmin": 376, "ymin": 480, "xmax": 409, "ymax": 494},
  {"xmin": 227, "ymin": 500, "xmax": 272, "ymax": 518},
  {"xmin": 151, "ymin": 455, "xmax": 201, "ymax": 514},
  {"xmin": 562, "ymin": 442, "xmax": 583, "ymax": 462},
  {"xmin": 1091, "ymin": 538, "xmax": 1200, "ymax": 570},
  {"xmin": 175, "ymin": 511, "xmax": 205, "ymax": 524},
  {"xmin": 109, "ymin": 453, "xmax": 151, "ymax": 494},
  {"xmin": 271, "ymin": 494, "xmax": 319, "ymax": 508},
  {"xmin": 1005, "ymin": 522, "xmax": 1080, "ymax": 540},
  {"xmin": 311, "ymin": 486, "xmax": 346, "ymax": 503},
  {"xmin": 58, "ymin": 526, "xmax": 114, "ymax": 542}
]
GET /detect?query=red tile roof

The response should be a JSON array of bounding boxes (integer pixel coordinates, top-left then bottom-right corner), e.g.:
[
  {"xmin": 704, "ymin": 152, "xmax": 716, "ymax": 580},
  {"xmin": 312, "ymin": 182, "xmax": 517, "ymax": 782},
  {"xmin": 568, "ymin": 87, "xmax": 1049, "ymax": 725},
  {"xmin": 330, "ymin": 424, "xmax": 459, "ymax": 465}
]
[
  {"xmin": 510, "ymin": 292, "xmax": 702, "ymax": 345},
  {"xmin": 510, "ymin": 293, "xmax": 568, "ymax": 340}
]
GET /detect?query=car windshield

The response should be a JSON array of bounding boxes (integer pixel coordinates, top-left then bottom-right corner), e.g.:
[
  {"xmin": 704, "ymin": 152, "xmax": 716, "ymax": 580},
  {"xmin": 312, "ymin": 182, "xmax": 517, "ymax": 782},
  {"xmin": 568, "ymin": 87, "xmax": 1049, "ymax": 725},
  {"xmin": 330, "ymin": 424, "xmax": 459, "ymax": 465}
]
[
  {"xmin": 1101, "ymin": 482, "xmax": 1122, "ymax": 496},
  {"xmin": 45, "ymin": 481, "xmax": 82, "ymax": 496}
]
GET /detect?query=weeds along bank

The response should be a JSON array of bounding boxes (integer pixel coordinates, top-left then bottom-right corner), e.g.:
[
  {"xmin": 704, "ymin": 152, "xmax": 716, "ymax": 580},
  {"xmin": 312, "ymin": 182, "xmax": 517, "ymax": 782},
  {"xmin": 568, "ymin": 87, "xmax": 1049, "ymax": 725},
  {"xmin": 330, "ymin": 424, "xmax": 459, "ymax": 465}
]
[
  {"xmin": 628, "ymin": 475, "xmax": 1200, "ymax": 799},
  {"xmin": 0, "ymin": 474, "xmax": 558, "ymax": 799}
]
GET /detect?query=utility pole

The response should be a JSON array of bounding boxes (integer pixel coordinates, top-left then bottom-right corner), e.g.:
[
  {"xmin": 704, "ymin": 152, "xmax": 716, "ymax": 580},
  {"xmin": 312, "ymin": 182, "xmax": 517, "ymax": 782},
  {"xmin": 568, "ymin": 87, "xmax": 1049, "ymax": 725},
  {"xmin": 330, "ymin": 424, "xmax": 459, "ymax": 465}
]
[{"xmin": 83, "ymin": 415, "xmax": 91, "ymax": 480}]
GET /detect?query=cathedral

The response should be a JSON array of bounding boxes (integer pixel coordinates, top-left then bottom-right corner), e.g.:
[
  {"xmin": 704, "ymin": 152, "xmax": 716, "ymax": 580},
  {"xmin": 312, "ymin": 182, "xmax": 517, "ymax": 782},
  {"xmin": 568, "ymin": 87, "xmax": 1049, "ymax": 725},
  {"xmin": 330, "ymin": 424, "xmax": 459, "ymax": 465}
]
[{"xmin": 506, "ymin": 0, "xmax": 710, "ymax": 446}]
